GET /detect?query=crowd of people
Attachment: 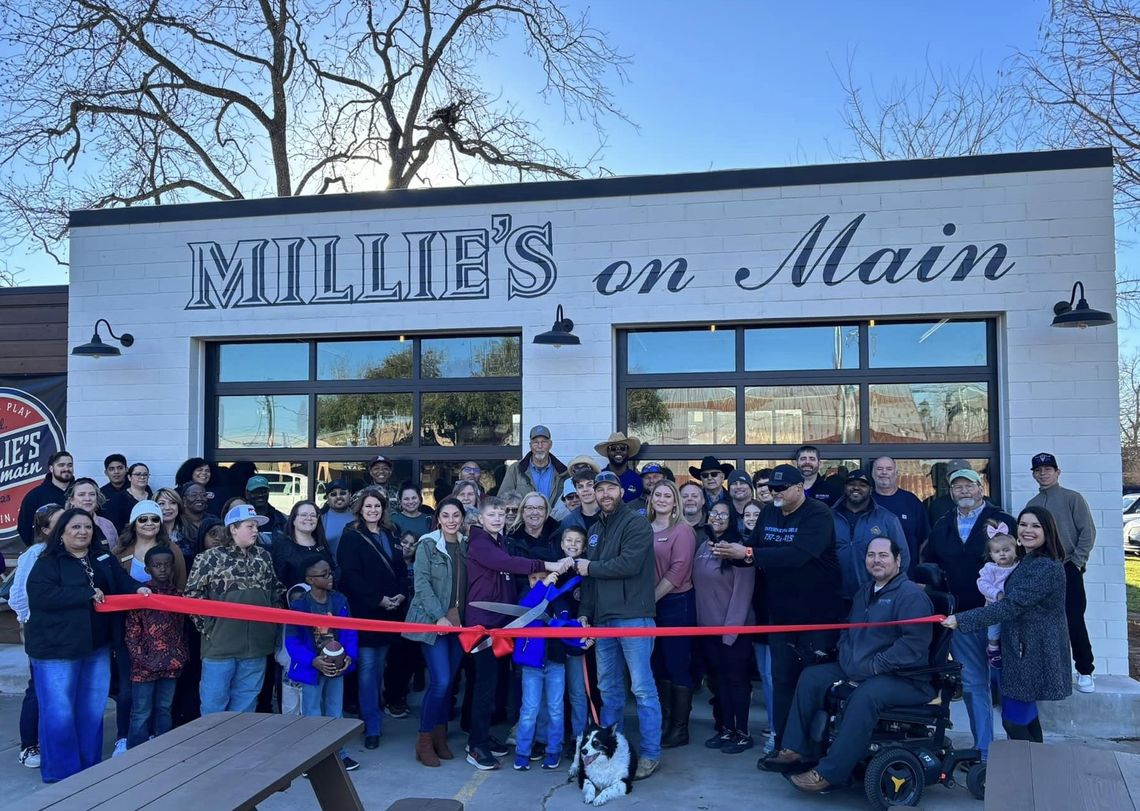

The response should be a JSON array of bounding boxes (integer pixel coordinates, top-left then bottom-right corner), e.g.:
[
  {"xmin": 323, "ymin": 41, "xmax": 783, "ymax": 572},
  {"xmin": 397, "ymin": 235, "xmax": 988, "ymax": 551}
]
[{"xmin": 7, "ymin": 431, "xmax": 1098, "ymax": 794}]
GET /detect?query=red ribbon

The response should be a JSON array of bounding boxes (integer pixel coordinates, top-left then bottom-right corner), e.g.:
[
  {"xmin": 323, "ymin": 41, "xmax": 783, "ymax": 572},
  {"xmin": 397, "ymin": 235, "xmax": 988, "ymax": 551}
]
[{"xmin": 97, "ymin": 594, "xmax": 944, "ymax": 657}]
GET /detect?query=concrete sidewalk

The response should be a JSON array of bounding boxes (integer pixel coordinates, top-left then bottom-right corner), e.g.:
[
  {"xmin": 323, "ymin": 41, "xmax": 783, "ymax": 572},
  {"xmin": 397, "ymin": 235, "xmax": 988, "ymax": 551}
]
[{"xmin": 3, "ymin": 666, "xmax": 1138, "ymax": 811}]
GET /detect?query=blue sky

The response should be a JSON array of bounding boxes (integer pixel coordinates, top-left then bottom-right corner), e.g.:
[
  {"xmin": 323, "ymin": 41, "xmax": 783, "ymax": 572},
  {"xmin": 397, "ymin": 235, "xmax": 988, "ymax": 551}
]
[{"xmin": 13, "ymin": 0, "xmax": 1134, "ymax": 346}]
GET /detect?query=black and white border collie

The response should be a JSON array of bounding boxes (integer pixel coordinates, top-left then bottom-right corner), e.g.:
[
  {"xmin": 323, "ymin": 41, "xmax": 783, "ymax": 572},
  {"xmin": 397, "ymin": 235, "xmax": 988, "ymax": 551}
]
[{"xmin": 567, "ymin": 723, "xmax": 636, "ymax": 806}]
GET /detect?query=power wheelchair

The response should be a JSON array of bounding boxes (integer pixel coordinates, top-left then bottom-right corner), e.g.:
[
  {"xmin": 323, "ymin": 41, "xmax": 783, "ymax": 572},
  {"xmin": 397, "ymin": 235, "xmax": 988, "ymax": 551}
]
[{"xmin": 804, "ymin": 567, "xmax": 987, "ymax": 810}]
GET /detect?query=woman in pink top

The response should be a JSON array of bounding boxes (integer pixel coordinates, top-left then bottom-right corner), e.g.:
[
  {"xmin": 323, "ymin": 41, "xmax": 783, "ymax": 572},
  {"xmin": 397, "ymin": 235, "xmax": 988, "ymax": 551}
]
[{"xmin": 647, "ymin": 480, "xmax": 696, "ymax": 749}]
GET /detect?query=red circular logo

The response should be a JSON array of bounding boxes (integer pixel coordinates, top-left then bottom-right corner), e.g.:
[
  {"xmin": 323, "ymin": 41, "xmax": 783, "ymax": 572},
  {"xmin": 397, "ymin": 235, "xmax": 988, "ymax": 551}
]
[{"xmin": 0, "ymin": 388, "xmax": 65, "ymax": 544}]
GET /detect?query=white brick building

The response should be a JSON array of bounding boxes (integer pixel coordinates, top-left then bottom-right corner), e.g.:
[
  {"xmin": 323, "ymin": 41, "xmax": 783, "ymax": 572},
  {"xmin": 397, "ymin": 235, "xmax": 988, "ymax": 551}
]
[{"xmin": 67, "ymin": 147, "xmax": 1127, "ymax": 673}]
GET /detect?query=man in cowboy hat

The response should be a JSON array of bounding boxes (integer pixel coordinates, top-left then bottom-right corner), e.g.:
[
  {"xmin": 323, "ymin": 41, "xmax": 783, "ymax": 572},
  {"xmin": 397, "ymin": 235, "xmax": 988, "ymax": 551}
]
[
  {"xmin": 595, "ymin": 431, "xmax": 643, "ymax": 503},
  {"xmin": 689, "ymin": 455, "xmax": 733, "ymax": 510}
]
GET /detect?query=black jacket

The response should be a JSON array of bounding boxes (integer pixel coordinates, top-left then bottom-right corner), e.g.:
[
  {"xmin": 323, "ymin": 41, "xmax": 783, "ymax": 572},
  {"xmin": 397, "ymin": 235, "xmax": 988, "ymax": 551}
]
[
  {"xmin": 104, "ymin": 488, "xmax": 153, "ymax": 533},
  {"xmin": 744, "ymin": 497, "xmax": 843, "ymax": 625},
  {"xmin": 923, "ymin": 503, "xmax": 1016, "ymax": 612},
  {"xmin": 271, "ymin": 538, "xmax": 336, "ymax": 591},
  {"xmin": 579, "ymin": 501, "xmax": 655, "ymax": 624},
  {"xmin": 336, "ymin": 525, "xmax": 408, "ymax": 646},
  {"xmin": 24, "ymin": 549, "xmax": 143, "ymax": 659},
  {"xmin": 16, "ymin": 475, "xmax": 67, "ymax": 546}
]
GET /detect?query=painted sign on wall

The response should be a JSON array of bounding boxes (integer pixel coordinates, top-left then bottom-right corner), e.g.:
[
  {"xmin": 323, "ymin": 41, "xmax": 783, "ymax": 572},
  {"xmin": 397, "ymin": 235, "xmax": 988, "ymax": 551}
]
[{"xmin": 1, "ymin": 377, "xmax": 66, "ymax": 558}]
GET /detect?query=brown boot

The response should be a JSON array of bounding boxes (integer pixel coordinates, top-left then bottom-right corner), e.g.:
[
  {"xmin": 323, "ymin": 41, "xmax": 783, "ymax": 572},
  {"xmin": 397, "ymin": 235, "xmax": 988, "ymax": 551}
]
[
  {"xmin": 415, "ymin": 732, "xmax": 440, "ymax": 767},
  {"xmin": 431, "ymin": 725, "xmax": 454, "ymax": 760}
]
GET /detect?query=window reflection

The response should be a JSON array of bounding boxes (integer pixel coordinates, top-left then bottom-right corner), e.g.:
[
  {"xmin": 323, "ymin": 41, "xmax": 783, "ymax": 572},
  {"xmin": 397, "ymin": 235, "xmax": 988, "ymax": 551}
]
[
  {"xmin": 317, "ymin": 340, "xmax": 412, "ymax": 380},
  {"xmin": 217, "ymin": 395, "xmax": 309, "ymax": 448},
  {"xmin": 218, "ymin": 343, "xmax": 308, "ymax": 382},
  {"xmin": 421, "ymin": 391, "xmax": 521, "ymax": 446},
  {"xmin": 421, "ymin": 336, "xmax": 520, "ymax": 378},
  {"xmin": 869, "ymin": 383, "xmax": 989, "ymax": 442},
  {"xmin": 744, "ymin": 326, "xmax": 859, "ymax": 371},
  {"xmin": 419, "ymin": 460, "xmax": 509, "ymax": 507},
  {"xmin": 628, "ymin": 387, "xmax": 736, "ymax": 445},
  {"xmin": 869, "ymin": 321, "xmax": 987, "ymax": 368},
  {"xmin": 626, "ymin": 329, "xmax": 734, "ymax": 374},
  {"xmin": 744, "ymin": 386, "xmax": 859, "ymax": 444},
  {"xmin": 218, "ymin": 461, "xmax": 308, "ymax": 513},
  {"xmin": 316, "ymin": 393, "xmax": 413, "ymax": 447}
]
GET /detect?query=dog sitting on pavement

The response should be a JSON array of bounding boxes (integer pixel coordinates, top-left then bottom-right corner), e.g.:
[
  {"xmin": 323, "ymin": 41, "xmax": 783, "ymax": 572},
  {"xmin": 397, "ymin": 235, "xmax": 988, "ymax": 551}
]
[{"xmin": 567, "ymin": 722, "xmax": 636, "ymax": 806}]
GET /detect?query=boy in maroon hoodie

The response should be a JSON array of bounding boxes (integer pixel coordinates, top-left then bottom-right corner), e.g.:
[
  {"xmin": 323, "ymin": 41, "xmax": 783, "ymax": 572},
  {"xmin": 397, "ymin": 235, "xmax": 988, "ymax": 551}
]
[
  {"xmin": 464, "ymin": 495, "xmax": 572, "ymax": 770},
  {"xmin": 125, "ymin": 547, "xmax": 188, "ymax": 748}
]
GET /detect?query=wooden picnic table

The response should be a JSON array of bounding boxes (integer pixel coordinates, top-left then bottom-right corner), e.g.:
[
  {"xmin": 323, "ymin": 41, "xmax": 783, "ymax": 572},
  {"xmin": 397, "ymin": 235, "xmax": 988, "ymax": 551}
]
[
  {"xmin": 986, "ymin": 739, "xmax": 1140, "ymax": 810},
  {"xmin": 24, "ymin": 712, "xmax": 364, "ymax": 811}
]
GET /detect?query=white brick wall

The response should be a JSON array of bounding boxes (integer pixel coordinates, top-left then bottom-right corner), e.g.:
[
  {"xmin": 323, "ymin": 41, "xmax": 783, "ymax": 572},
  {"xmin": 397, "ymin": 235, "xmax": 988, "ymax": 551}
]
[{"xmin": 67, "ymin": 157, "xmax": 1128, "ymax": 674}]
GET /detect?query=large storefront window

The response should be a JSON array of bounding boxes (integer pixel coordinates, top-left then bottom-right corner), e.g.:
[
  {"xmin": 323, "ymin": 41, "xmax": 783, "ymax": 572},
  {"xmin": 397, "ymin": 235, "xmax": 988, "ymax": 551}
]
[
  {"xmin": 619, "ymin": 319, "xmax": 999, "ymax": 502},
  {"xmin": 207, "ymin": 334, "xmax": 521, "ymax": 507}
]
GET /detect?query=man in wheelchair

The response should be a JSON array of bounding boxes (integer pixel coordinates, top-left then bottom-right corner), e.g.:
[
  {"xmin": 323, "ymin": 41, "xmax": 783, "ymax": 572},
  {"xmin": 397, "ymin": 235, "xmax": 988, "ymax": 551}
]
[{"xmin": 761, "ymin": 536, "xmax": 934, "ymax": 793}]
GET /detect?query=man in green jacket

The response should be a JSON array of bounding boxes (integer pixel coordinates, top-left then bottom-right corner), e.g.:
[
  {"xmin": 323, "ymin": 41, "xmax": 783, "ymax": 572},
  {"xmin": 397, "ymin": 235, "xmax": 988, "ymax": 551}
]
[{"xmin": 575, "ymin": 471, "xmax": 661, "ymax": 780}]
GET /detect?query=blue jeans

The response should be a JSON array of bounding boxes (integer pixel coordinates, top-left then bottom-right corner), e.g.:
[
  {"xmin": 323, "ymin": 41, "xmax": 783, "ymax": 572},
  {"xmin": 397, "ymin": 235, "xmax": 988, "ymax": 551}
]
[
  {"xmin": 199, "ymin": 657, "xmax": 266, "ymax": 715},
  {"xmin": 594, "ymin": 617, "xmax": 662, "ymax": 760},
  {"xmin": 301, "ymin": 675, "xmax": 347, "ymax": 758},
  {"xmin": 128, "ymin": 678, "xmax": 176, "ymax": 748},
  {"xmin": 950, "ymin": 626, "xmax": 994, "ymax": 758},
  {"xmin": 752, "ymin": 642, "xmax": 775, "ymax": 730},
  {"xmin": 420, "ymin": 637, "xmax": 463, "ymax": 733},
  {"xmin": 653, "ymin": 591, "xmax": 695, "ymax": 688},
  {"xmin": 357, "ymin": 645, "xmax": 390, "ymax": 736},
  {"xmin": 517, "ymin": 663, "xmax": 565, "ymax": 756},
  {"xmin": 31, "ymin": 646, "xmax": 111, "ymax": 784},
  {"xmin": 565, "ymin": 654, "xmax": 588, "ymax": 738},
  {"xmin": 20, "ymin": 672, "xmax": 38, "ymax": 749}
]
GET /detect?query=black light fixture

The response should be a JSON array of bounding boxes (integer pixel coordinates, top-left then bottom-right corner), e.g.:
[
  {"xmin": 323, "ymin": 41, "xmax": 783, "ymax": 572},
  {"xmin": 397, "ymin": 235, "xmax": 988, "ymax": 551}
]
[
  {"xmin": 71, "ymin": 319, "xmax": 135, "ymax": 358},
  {"xmin": 533, "ymin": 305, "xmax": 580, "ymax": 347},
  {"xmin": 1051, "ymin": 281, "xmax": 1115, "ymax": 329}
]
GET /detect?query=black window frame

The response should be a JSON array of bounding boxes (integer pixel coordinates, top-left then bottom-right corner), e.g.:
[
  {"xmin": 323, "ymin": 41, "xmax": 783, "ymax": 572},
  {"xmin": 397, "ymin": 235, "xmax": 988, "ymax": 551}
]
[
  {"xmin": 204, "ymin": 331, "xmax": 523, "ymax": 499},
  {"xmin": 617, "ymin": 318, "xmax": 1001, "ymax": 503}
]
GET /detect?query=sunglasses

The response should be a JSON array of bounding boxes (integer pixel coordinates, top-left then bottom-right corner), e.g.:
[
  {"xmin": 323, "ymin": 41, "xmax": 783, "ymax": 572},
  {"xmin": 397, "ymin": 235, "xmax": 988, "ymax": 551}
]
[
  {"xmin": 608, "ymin": 444, "xmax": 629, "ymax": 452},
  {"xmin": 136, "ymin": 516, "xmax": 161, "ymax": 524},
  {"xmin": 768, "ymin": 485, "xmax": 791, "ymax": 493},
  {"xmin": 700, "ymin": 471, "xmax": 722, "ymax": 479},
  {"xmin": 461, "ymin": 466, "xmax": 481, "ymax": 473},
  {"xmin": 709, "ymin": 513, "xmax": 730, "ymax": 521}
]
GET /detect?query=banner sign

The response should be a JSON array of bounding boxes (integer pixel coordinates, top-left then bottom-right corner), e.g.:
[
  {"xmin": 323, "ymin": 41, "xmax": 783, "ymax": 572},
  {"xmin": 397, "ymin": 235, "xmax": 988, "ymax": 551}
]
[{"xmin": 0, "ymin": 376, "xmax": 66, "ymax": 558}]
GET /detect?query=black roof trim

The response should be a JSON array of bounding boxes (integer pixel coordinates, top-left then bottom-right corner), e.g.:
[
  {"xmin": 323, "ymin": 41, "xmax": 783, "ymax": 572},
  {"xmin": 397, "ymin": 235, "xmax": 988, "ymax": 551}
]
[{"xmin": 69, "ymin": 147, "xmax": 1113, "ymax": 229}]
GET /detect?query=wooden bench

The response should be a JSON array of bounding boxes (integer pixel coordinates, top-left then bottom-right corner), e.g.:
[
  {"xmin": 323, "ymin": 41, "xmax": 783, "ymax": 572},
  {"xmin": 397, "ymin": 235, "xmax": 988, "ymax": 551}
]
[
  {"xmin": 24, "ymin": 712, "xmax": 364, "ymax": 810},
  {"xmin": 986, "ymin": 739, "xmax": 1140, "ymax": 810}
]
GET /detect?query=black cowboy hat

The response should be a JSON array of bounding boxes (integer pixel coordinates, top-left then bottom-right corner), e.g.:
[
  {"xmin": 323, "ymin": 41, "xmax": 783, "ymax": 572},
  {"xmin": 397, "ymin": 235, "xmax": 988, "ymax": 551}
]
[{"xmin": 689, "ymin": 455, "xmax": 734, "ymax": 478}]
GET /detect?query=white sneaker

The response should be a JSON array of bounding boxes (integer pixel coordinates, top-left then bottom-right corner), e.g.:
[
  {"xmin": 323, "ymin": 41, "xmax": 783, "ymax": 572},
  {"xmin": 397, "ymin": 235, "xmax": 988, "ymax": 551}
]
[
  {"xmin": 113, "ymin": 738, "xmax": 128, "ymax": 757},
  {"xmin": 1076, "ymin": 674, "xmax": 1095, "ymax": 693},
  {"xmin": 19, "ymin": 746, "xmax": 40, "ymax": 768}
]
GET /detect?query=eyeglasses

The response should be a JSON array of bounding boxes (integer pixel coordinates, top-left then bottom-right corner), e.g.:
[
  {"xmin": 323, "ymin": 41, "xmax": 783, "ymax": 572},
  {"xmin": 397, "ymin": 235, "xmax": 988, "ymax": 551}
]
[
  {"xmin": 136, "ymin": 516, "xmax": 161, "ymax": 524},
  {"xmin": 523, "ymin": 505, "xmax": 546, "ymax": 513},
  {"xmin": 131, "ymin": 473, "xmax": 150, "ymax": 479},
  {"xmin": 306, "ymin": 570, "xmax": 333, "ymax": 580},
  {"xmin": 709, "ymin": 513, "xmax": 730, "ymax": 521},
  {"xmin": 700, "ymin": 471, "xmax": 722, "ymax": 479}
]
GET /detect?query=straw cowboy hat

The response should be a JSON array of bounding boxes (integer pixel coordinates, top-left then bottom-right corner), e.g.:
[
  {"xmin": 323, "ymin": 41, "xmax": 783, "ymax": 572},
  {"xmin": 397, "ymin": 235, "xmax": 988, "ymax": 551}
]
[{"xmin": 594, "ymin": 431, "xmax": 642, "ymax": 457}]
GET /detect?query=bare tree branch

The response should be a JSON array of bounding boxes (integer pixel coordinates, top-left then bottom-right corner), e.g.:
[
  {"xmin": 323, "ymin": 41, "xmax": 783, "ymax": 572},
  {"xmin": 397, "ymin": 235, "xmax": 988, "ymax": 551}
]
[{"xmin": 0, "ymin": 0, "xmax": 630, "ymax": 265}]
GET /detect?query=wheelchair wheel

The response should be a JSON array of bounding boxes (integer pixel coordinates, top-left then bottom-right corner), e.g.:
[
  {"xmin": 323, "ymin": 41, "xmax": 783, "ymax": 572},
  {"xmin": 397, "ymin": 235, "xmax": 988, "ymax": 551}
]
[
  {"xmin": 966, "ymin": 762, "xmax": 986, "ymax": 800},
  {"xmin": 864, "ymin": 748, "xmax": 925, "ymax": 810}
]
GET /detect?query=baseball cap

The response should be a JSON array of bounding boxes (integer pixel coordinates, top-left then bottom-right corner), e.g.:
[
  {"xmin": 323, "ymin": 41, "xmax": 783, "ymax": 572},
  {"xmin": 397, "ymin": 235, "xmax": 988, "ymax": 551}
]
[
  {"xmin": 1031, "ymin": 452, "xmax": 1058, "ymax": 470},
  {"xmin": 367, "ymin": 455, "xmax": 392, "ymax": 468},
  {"xmin": 245, "ymin": 475, "xmax": 270, "ymax": 492},
  {"xmin": 562, "ymin": 479, "xmax": 578, "ymax": 500},
  {"xmin": 846, "ymin": 469, "xmax": 872, "ymax": 484},
  {"xmin": 327, "ymin": 479, "xmax": 350, "ymax": 493},
  {"xmin": 727, "ymin": 471, "xmax": 752, "ymax": 486},
  {"xmin": 946, "ymin": 459, "xmax": 972, "ymax": 477},
  {"xmin": 129, "ymin": 500, "xmax": 162, "ymax": 524},
  {"xmin": 594, "ymin": 471, "xmax": 621, "ymax": 487},
  {"xmin": 529, "ymin": 425, "xmax": 552, "ymax": 440},
  {"xmin": 225, "ymin": 503, "xmax": 270, "ymax": 527},
  {"xmin": 948, "ymin": 468, "xmax": 982, "ymax": 485},
  {"xmin": 767, "ymin": 464, "xmax": 804, "ymax": 490},
  {"xmin": 641, "ymin": 463, "xmax": 664, "ymax": 476}
]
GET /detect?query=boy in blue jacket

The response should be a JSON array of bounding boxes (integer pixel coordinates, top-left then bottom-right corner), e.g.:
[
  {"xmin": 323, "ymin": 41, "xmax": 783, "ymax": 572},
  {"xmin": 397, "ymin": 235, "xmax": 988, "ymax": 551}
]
[{"xmin": 285, "ymin": 554, "xmax": 360, "ymax": 772}]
